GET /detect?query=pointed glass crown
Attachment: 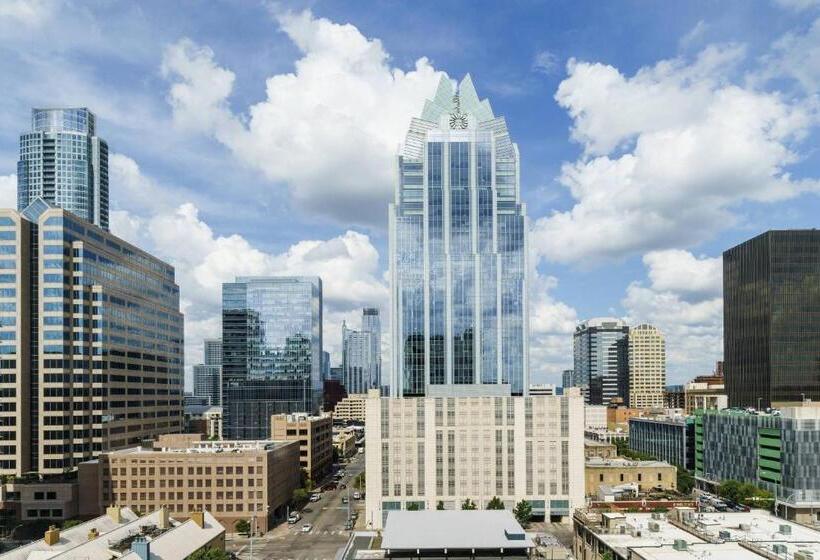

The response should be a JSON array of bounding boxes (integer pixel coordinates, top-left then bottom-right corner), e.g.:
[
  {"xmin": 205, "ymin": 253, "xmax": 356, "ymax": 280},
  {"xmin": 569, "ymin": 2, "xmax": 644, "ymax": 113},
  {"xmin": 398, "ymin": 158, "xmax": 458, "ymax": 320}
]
[{"xmin": 21, "ymin": 197, "xmax": 57, "ymax": 222}]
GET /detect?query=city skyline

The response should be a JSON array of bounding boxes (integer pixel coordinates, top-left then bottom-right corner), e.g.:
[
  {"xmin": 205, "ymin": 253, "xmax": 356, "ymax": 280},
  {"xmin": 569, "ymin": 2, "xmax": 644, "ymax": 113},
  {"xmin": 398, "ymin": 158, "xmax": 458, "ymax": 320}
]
[{"xmin": 0, "ymin": 3, "xmax": 818, "ymax": 387}]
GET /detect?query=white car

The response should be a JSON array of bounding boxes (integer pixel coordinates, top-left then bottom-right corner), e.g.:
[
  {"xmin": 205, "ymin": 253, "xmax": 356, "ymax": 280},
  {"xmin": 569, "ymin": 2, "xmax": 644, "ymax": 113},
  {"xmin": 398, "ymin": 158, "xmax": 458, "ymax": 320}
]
[
  {"xmin": 287, "ymin": 513, "xmax": 300, "ymax": 524},
  {"xmin": 309, "ymin": 493, "xmax": 320, "ymax": 502},
  {"xmin": 301, "ymin": 523, "xmax": 313, "ymax": 533},
  {"xmin": 353, "ymin": 491, "xmax": 361, "ymax": 500}
]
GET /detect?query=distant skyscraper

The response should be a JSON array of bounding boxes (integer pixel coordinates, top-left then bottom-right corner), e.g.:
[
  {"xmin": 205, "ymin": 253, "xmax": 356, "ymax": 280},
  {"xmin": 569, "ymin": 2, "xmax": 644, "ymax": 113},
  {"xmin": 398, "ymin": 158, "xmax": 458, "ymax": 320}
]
[
  {"xmin": 562, "ymin": 369, "xmax": 574, "ymax": 388},
  {"xmin": 627, "ymin": 324, "xmax": 666, "ymax": 408},
  {"xmin": 362, "ymin": 308, "xmax": 382, "ymax": 388},
  {"xmin": 724, "ymin": 230, "xmax": 820, "ymax": 408},
  {"xmin": 221, "ymin": 276, "xmax": 322, "ymax": 439},
  {"xmin": 18, "ymin": 108, "xmax": 109, "ymax": 229},
  {"xmin": 204, "ymin": 338, "xmax": 222, "ymax": 366},
  {"xmin": 194, "ymin": 339, "xmax": 222, "ymax": 406},
  {"xmin": 322, "ymin": 350, "xmax": 330, "ymax": 381},
  {"xmin": 390, "ymin": 75, "xmax": 529, "ymax": 397},
  {"xmin": 573, "ymin": 318, "xmax": 629, "ymax": 405},
  {"xmin": 342, "ymin": 308, "xmax": 382, "ymax": 394}
]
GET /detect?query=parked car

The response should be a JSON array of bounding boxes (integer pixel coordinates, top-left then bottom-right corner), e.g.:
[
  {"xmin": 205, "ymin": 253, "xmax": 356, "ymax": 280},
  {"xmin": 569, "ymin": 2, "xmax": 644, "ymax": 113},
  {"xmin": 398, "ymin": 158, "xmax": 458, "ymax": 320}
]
[
  {"xmin": 302, "ymin": 508, "xmax": 313, "ymax": 514},
  {"xmin": 288, "ymin": 513, "xmax": 301, "ymax": 524},
  {"xmin": 342, "ymin": 496, "xmax": 348, "ymax": 504},
  {"xmin": 353, "ymin": 491, "xmax": 361, "ymax": 500},
  {"xmin": 309, "ymin": 493, "xmax": 321, "ymax": 502},
  {"xmin": 301, "ymin": 524, "xmax": 313, "ymax": 533},
  {"xmin": 324, "ymin": 483, "xmax": 338, "ymax": 491},
  {"xmin": 339, "ymin": 483, "xmax": 347, "ymax": 490},
  {"xmin": 344, "ymin": 520, "xmax": 354, "ymax": 530}
]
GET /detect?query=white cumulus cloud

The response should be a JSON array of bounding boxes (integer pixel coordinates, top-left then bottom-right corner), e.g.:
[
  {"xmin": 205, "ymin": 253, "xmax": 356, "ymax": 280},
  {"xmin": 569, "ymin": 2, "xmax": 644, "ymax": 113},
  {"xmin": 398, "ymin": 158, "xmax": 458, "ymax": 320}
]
[
  {"xmin": 160, "ymin": 9, "xmax": 446, "ymax": 226},
  {"xmin": 532, "ymin": 44, "xmax": 819, "ymax": 265}
]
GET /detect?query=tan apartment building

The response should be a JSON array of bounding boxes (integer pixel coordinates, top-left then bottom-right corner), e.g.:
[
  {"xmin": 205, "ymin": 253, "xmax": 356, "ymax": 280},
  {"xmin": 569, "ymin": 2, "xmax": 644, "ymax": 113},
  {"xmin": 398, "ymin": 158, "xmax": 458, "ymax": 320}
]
[
  {"xmin": 78, "ymin": 440, "xmax": 300, "ymax": 534},
  {"xmin": 585, "ymin": 457, "xmax": 677, "ymax": 496},
  {"xmin": 627, "ymin": 324, "xmax": 666, "ymax": 409},
  {"xmin": 270, "ymin": 413, "xmax": 332, "ymax": 483},
  {"xmin": 333, "ymin": 393, "xmax": 367, "ymax": 423},
  {"xmin": 684, "ymin": 377, "xmax": 727, "ymax": 414},
  {"xmin": 606, "ymin": 403, "xmax": 645, "ymax": 430},
  {"xmin": 333, "ymin": 426, "xmax": 357, "ymax": 458},
  {"xmin": 0, "ymin": 205, "xmax": 184, "ymax": 478}
]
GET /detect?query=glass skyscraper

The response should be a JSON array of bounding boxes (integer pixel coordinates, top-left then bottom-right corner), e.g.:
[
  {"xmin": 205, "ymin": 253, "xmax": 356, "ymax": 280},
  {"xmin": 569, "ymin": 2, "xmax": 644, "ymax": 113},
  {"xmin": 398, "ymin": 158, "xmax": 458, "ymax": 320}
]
[
  {"xmin": 724, "ymin": 230, "xmax": 820, "ymax": 408},
  {"xmin": 221, "ymin": 276, "xmax": 322, "ymax": 439},
  {"xmin": 573, "ymin": 318, "xmax": 629, "ymax": 405},
  {"xmin": 17, "ymin": 108, "xmax": 109, "ymax": 230},
  {"xmin": 389, "ymin": 75, "xmax": 529, "ymax": 397}
]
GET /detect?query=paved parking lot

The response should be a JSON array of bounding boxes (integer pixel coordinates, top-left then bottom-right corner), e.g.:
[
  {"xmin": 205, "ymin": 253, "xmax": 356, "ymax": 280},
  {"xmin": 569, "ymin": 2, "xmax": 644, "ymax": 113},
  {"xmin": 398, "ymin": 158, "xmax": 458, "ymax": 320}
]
[{"xmin": 227, "ymin": 453, "xmax": 366, "ymax": 560}]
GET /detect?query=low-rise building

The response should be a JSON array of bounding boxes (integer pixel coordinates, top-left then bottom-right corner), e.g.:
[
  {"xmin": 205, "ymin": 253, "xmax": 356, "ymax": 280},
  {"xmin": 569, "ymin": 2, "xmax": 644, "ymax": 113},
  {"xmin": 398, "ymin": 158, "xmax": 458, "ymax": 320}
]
[
  {"xmin": 664, "ymin": 385, "xmax": 685, "ymax": 409},
  {"xmin": 0, "ymin": 506, "xmax": 225, "ymax": 560},
  {"xmin": 607, "ymin": 403, "xmax": 645, "ymax": 430},
  {"xmin": 684, "ymin": 377, "xmax": 727, "ymax": 414},
  {"xmin": 184, "ymin": 405, "xmax": 223, "ymax": 440},
  {"xmin": 365, "ymin": 389, "xmax": 585, "ymax": 529},
  {"xmin": 573, "ymin": 507, "xmax": 820, "ymax": 560},
  {"xmin": 78, "ymin": 440, "xmax": 300, "ymax": 533},
  {"xmin": 585, "ymin": 457, "xmax": 677, "ymax": 496},
  {"xmin": 695, "ymin": 403, "xmax": 820, "ymax": 523},
  {"xmin": 333, "ymin": 427, "xmax": 357, "ymax": 459},
  {"xmin": 0, "ymin": 479, "xmax": 78, "ymax": 522},
  {"xmin": 333, "ymin": 393, "xmax": 367, "ymax": 424},
  {"xmin": 628, "ymin": 416, "xmax": 695, "ymax": 470},
  {"xmin": 381, "ymin": 511, "xmax": 534, "ymax": 558},
  {"xmin": 529, "ymin": 384, "xmax": 561, "ymax": 396},
  {"xmin": 585, "ymin": 440, "xmax": 618, "ymax": 460},
  {"xmin": 270, "ymin": 413, "xmax": 333, "ymax": 483}
]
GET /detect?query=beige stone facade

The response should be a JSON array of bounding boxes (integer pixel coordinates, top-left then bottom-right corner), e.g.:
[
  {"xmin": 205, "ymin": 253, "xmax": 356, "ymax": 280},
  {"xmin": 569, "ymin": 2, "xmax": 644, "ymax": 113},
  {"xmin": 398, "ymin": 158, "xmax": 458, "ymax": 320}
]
[
  {"xmin": 333, "ymin": 393, "xmax": 367, "ymax": 423},
  {"xmin": 0, "ymin": 207, "xmax": 184, "ymax": 477},
  {"xmin": 584, "ymin": 458, "xmax": 677, "ymax": 496},
  {"xmin": 333, "ymin": 427, "xmax": 357, "ymax": 458},
  {"xmin": 365, "ymin": 390, "xmax": 585, "ymax": 529},
  {"xmin": 270, "ymin": 413, "xmax": 332, "ymax": 483},
  {"xmin": 627, "ymin": 324, "xmax": 666, "ymax": 409},
  {"xmin": 684, "ymin": 379, "xmax": 727, "ymax": 414},
  {"xmin": 584, "ymin": 440, "xmax": 617, "ymax": 460},
  {"xmin": 78, "ymin": 440, "xmax": 300, "ymax": 533}
]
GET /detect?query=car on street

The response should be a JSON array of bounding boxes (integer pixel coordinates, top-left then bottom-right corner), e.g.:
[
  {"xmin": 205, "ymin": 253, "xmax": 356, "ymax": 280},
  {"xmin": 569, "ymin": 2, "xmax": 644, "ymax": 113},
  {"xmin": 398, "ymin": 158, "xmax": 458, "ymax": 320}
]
[
  {"xmin": 309, "ymin": 493, "xmax": 320, "ymax": 502},
  {"xmin": 353, "ymin": 491, "xmax": 361, "ymax": 500},
  {"xmin": 302, "ymin": 507, "xmax": 313, "ymax": 513},
  {"xmin": 324, "ymin": 483, "xmax": 337, "ymax": 491},
  {"xmin": 301, "ymin": 524, "xmax": 313, "ymax": 533},
  {"xmin": 288, "ymin": 513, "xmax": 301, "ymax": 524},
  {"xmin": 342, "ymin": 496, "xmax": 348, "ymax": 504},
  {"xmin": 339, "ymin": 483, "xmax": 347, "ymax": 489},
  {"xmin": 344, "ymin": 520, "xmax": 354, "ymax": 530}
]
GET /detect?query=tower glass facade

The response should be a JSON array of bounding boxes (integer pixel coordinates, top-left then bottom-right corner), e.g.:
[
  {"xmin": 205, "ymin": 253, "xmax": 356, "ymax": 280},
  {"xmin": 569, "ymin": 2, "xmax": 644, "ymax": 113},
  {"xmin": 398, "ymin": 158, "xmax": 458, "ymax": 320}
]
[
  {"xmin": 389, "ymin": 75, "xmax": 528, "ymax": 397},
  {"xmin": 221, "ymin": 276, "xmax": 322, "ymax": 439},
  {"xmin": 724, "ymin": 230, "xmax": 820, "ymax": 408},
  {"xmin": 18, "ymin": 108, "xmax": 109, "ymax": 230},
  {"xmin": 573, "ymin": 318, "xmax": 629, "ymax": 405}
]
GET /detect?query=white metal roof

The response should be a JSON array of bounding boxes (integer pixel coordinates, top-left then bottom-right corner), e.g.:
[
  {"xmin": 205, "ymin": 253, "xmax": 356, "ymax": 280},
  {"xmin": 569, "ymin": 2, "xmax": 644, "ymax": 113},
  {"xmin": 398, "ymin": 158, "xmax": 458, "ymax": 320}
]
[{"xmin": 381, "ymin": 511, "xmax": 533, "ymax": 551}]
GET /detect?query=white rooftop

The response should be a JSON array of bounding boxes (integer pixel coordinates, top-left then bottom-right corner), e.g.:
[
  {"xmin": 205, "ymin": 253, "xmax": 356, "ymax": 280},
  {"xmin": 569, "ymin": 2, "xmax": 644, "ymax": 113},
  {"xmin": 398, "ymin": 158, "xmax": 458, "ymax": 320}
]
[
  {"xmin": 0, "ymin": 509, "xmax": 224, "ymax": 560},
  {"xmin": 585, "ymin": 509, "xmax": 820, "ymax": 559},
  {"xmin": 586, "ymin": 457, "xmax": 674, "ymax": 468},
  {"xmin": 382, "ymin": 511, "xmax": 534, "ymax": 551}
]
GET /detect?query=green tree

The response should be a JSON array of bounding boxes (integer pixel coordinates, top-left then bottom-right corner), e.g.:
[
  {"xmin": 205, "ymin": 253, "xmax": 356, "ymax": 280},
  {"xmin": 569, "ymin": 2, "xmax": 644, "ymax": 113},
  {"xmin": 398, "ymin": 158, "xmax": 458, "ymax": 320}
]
[
  {"xmin": 406, "ymin": 503, "xmax": 420, "ymax": 511},
  {"xmin": 436, "ymin": 501, "xmax": 445, "ymax": 510},
  {"xmin": 461, "ymin": 498, "xmax": 477, "ymax": 510},
  {"xmin": 354, "ymin": 472, "xmax": 366, "ymax": 490},
  {"xmin": 676, "ymin": 467, "xmax": 695, "ymax": 495},
  {"xmin": 62, "ymin": 519, "xmax": 83, "ymax": 529},
  {"xmin": 486, "ymin": 496, "xmax": 505, "ymax": 510},
  {"xmin": 186, "ymin": 547, "xmax": 232, "ymax": 560},
  {"xmin": 234, "ymin": 519, "xmax": 251, "ymax": 536},
  {"xmin": 513, "ymin": 500, "xmax": 532, "ymax": 527},
  {"xmin": 292, "ymin": 488, "xmax": 309, "ymax": 504}
]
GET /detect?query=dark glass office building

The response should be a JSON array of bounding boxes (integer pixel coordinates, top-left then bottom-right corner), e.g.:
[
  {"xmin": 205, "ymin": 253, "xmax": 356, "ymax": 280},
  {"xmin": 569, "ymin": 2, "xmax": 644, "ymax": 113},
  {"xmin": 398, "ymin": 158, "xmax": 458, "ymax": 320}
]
[
  {"xmin": 724, "ymin": 230, "xmax": 820, "ymax": 408},
  {"xmin": 221, "ymin": 276, "xmax": 322, "ymax": 439}
]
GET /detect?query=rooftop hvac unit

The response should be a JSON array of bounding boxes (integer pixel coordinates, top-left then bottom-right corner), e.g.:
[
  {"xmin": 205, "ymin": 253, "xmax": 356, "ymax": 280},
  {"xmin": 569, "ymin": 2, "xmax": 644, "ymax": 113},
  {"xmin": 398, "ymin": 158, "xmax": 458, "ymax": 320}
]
[
  {"xmin": 773, "ymin": 544, "xmax": 788, "ymax": 554},
  {"xmin": 795, "ymin": 551, "xmax": 814, "ymax": 560},
  {"xmin": 648, "ymin": 521, "xmax": 660, "ymax": 532},
  {"xmin": 673, "ymin": 540, "xmax": 688, "ymax": 551},
  {"xmin": 718, "ymin": 530, "xmax": 731, "ymax": 540},
  {"xmin": 740, "ymin": 523, "xmax": 751, "ymax": 531},
  {"xmin": 651, "ymin": 512, "xmax": 662, "ymax": 520},
  {"xmin": 779, "ymin": 524, "xmax": 792, "ymax": 535}
]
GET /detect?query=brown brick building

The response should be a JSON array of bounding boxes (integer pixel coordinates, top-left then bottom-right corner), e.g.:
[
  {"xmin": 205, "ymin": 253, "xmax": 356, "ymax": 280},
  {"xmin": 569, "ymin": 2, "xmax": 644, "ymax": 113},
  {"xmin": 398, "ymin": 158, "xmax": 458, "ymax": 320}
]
[
  {"xmin": 270, "ymin": 413, "xmax": 332, "ymax": 483},
  {"xmin": 78, "ymin": 440, "xmax": 300, "ymax": 533}
]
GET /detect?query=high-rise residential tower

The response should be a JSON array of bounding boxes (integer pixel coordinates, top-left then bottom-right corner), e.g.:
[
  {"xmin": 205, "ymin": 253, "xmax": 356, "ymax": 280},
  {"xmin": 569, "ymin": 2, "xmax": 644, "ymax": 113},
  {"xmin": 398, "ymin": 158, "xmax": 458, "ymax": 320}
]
[
  {"xmin": 573, "ymin": 318, "xmax": 629, "ymax": 405},
  {"xmin": 627, "ymin": 324, "xmax": 666, "ymax": 408},
  {"xmin": 724, "ymin": 230, "xmax": 820, "ymax": 408},
  {"xmin": 0, "ymin": 201, "xmax": 183, "ymax": 476},
  {"xmin": 193, "ymin": 338, "xmax": 222, "ymax": 406},
  {"xmin": 203, "ymin": 338, "xmax": 222, "ymax": 366},
  {"xmin": 389, "ymin": 75, "xmax": 529, "ymax": 397},
  {"xmin": 362, "ymin": 307, "xmax": 382, "ymax": 388},
  {"xmin": 221, "ymin": 276, "xmax": 322, "ymax": 439},
  {"xmin": 17, "ymin": 108, "xmax": 109, "ymax": 230}
]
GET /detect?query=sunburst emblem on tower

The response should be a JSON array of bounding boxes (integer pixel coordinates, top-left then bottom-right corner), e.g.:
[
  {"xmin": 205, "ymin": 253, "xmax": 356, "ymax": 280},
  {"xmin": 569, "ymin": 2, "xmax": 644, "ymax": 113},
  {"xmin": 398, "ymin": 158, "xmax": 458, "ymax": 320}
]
[{"xmin": 449, "ymin": 94, "xmax": 468, "ymax": 129}]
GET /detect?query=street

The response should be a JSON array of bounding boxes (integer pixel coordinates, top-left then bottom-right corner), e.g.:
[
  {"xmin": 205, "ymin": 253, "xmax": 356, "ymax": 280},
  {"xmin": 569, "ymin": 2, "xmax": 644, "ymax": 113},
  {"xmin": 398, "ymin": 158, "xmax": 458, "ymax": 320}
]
[{"xmin": 228, "ymin": 452, "xmax": 367, "ymax": 560}]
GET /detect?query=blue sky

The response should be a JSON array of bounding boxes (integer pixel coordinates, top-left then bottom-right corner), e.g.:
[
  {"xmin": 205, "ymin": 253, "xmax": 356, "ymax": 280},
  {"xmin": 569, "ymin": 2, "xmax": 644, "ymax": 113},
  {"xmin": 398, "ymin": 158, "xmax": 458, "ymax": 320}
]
[{"xmin": 0, "ymin": 0, "xmax": 818, "ymax": 387}]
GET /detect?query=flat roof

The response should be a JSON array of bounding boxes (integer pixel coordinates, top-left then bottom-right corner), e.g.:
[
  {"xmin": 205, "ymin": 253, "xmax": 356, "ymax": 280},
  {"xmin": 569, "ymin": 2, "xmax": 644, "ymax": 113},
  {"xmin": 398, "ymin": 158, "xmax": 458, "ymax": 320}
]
[
  {"xmin": 580, "ymin": 509, "xmax": 820, "ymax": 559},
  {"xmin": 586, "ymin": 457, "xmax": 674, "ymax": 468},
  {"xmin": 382, "ymin": 511, "xmax": 534, "ymax": 551}
]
